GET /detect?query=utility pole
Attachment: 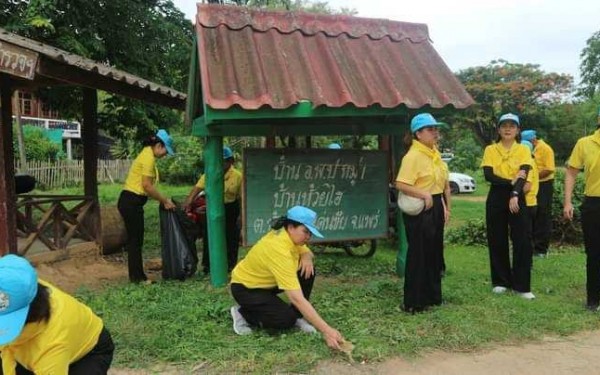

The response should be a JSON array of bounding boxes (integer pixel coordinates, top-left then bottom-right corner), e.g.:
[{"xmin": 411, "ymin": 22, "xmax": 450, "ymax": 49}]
[{"xmin": 13, "ymin": 90, "xmax": 27, "ymax": 172}]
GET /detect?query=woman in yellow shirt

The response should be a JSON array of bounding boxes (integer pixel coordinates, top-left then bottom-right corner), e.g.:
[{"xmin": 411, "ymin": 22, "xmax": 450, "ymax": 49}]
[
  {"xmin": 183, "ymin": 146, "xmax": 242, "ymax": 273},
  {"xmin": 564, "ymin": 119, "xmax": 600, "ymax": 310},
  {"xmin": 229, "ymin": 206, "xmax": 345, "ymax": 350},
  {"xmin": 118, "ymin": 129, "xmax": 176, "ymax": 283},
  {"xmin": 480, "ymin": 113, "xmax": 535, "ymax": 300},
  {"xmin": 395, "ymin": 113, "xmax": 450, "ymax": 314},
  {"xmin": 0, "ymin": 255, "xmax": 114, "ymax": 374}
]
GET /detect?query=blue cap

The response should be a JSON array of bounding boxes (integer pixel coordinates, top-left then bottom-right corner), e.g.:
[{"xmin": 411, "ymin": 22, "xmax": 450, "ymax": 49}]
[
  {"xmin": 223, "ymin": 146, "xmax": 233, "ymax": 159},
  {"xmin": 155, "ymin": 129, "xmax": 174, "ymax": 156},
  {"xmin": 0, "ymin": 255, "xmax": 38, "ymax": 345},
  {"xmin": 410, "ymin": 113, "xmax": 445, "ymax": 133},
  {"xmin": 327, "ymin": 143, "xmax": 342, "ymax": 149},
  {"xmin": 521, "ymin": 140, "xmax": 534, "ymax": 152},
  {"xmin": 286, "ymin": 206, "xmax": 324, "ymax": 238},
  {"xmin": 498, "ymin": 113, "xmax": 520, "ymax": 127},
  {"xmin": 521, "ymin": 130, "xmax": 536, "ymax": 141}
]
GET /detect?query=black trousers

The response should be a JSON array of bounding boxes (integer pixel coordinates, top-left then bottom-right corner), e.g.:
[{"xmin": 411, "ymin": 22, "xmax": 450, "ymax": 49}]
[
  {"xmin": 486, "ymin": 186, "xmax": 532, "ymax": 292},
  {"xmin": 402, "ymin": 194, "xmax": 444, "ymax": 312},
  {"xmin": 230, "ymin": 270, "xmax": 315, "ymax": 331},
  {"xmin": 532, "ymin": 180, "xmax": 554, "ymax": 255},
  {"xmin": 14, "ymin": 327, "xmax": 114, "ymax": 375},
  {"xmin": 202, "ymin": 200, "xmax": 240, "ymax": 273},
  {"xmin": 526, "ymin": 205, "xmax": 538, "ymax": 256},
  {"xmin": 581, "ymin": 197, "xmax": 600, "ymax": 307},
  {"xmin": 117, "ymin": 190, "xmax": 148, "ymax": 282}
]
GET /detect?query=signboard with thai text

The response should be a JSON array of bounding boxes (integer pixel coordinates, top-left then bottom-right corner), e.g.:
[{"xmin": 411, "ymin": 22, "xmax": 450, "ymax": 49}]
[
  {"xmin": 0, "ymin": 41, "xmax": 38, "ymax": 80},
  {"xmin": 243, "ymin": 148, "xmax": 388, "ymax": 245}
]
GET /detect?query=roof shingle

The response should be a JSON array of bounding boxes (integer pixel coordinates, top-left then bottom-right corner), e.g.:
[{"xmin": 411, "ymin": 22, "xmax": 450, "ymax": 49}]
[{"xmin": 195, "ymin": 5, "xmax": 474, "ymax": 111}]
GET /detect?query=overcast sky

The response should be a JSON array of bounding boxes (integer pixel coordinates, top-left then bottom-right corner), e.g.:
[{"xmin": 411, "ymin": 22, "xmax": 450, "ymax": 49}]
[{"xmin": 173, "ymin": 0, "xmax": 600, "ymax": 85}]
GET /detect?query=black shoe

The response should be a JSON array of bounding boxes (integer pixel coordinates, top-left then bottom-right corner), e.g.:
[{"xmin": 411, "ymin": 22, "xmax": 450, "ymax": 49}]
[{"xmin": 586, "ymin": 304, "xmax": 599, "ymax": 312}]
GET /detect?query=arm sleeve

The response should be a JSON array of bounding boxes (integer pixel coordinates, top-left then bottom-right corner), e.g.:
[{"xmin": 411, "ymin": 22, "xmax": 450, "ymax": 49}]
[
  {"xmin": 483, "ymin": 167, "xmax": 512, "ymax": 186},
  {"xmin": 510, "ymin": 165, "xmax": 531, "ymax": 194}
]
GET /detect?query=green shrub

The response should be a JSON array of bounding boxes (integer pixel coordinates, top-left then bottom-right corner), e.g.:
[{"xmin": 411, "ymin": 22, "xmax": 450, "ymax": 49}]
[
  {"xmin": 13, "ymin": 125, "xmax": 62, "ymax": 161},
  {"xmin": 157, "ymin": 134, "xmax": 204, "ymax": 185},
  {"xmin": 550, "ymin": 168, "xmax": 585, "ymax": 245},
  {"xmin": 447, "ymin": 133, "xmax": 482, "ymax": 172},
  {"xmin": 446, "ymin": 219, "xmax": 487, "ymax": 246}
]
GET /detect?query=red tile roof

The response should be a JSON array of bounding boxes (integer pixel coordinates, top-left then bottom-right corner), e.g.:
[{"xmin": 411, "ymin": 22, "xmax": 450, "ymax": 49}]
[{"xmin": 195, "ymin": 5, "xmax": 474, "ymax": 111}]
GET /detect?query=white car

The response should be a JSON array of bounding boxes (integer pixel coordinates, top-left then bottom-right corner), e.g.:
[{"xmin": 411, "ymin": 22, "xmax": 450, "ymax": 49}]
[{"xmin": 449, "ymin": 172, "xmax": 476, "ymax": 194}]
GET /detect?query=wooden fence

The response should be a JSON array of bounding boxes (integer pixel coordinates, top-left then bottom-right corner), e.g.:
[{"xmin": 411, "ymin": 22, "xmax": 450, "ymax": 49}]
[{"xmin": 15, "ymin": 159, "xmax": 132, "ymax": 189}]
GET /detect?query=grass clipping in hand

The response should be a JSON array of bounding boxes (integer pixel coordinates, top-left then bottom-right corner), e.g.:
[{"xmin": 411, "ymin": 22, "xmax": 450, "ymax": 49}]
[{"xmin": 338, "ymin": 339, "xmax": 355, "ymax": 362}]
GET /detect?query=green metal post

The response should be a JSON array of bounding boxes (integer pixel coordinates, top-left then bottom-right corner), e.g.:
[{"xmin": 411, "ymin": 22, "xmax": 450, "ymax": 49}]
[
  {"xmin": 204, "ymin": 136, "xmax": 228, "ymax": 286},
  {"xmin": 392, "ymin": 132, "xmax": 409, "ymax": 277},
  {"xmin": 395, "ymin": 209, "xmax": 408, "ymax": 277}
]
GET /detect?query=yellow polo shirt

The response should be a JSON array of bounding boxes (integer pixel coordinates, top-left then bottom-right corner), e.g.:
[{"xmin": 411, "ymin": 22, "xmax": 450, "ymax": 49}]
[
  {"xmin": 231, "ymin": 229, "xmax": 311, "ymax": 290},
  {"xmin": 567, "ymin": 129, "xmax": 600, "ymax": 197},
  {"xmin": 525, "ymin": 163, "xmax": 539, "ymax": 207},
  {"xmin": 195, "ymin": 166, "xmax": 242, "ymax": 204},
  {"xmin": 533, "ymin": 139, "xmax": 555, "ymax": 182},
  {"xmin": 0, "ymin": 280, "xmax": 104, "ymax": 375},
  {"xmin": 480, "ymin": 142, "xmax": 534, "ymax": 183},
  {"xmin": 123, "ymin": 146, "xmax": 158, "ymax": 195},
  {"xmin": 396, "ymin": 140, "xmax": 449, "ymax": 194}
]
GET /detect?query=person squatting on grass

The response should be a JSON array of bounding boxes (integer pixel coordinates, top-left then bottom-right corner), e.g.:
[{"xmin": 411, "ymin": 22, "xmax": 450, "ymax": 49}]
[
  {"xmin": 229, "ymin": 206, "xmax": 345, "ymax": 349},
  {"xmin": 521, "ymin": 129, "xmax": 556, "ymax": 258},
  {"xmin": 183, "ymin": 146, "xmax": 242, "ymax": 274},
  {"xmin": 117, "ymin": 129, "xmax": 176, "ymax": 283},
  {"xmin": 563, "ymin": 110, "xmax": 600, "ymax": 311},
  {"xmin": 395, "ymin": 113, "xmax": 451, "ymax": 314},
  {"xmin": 481, "ymin": 113, "xmax": 535, "ymax": 300},
  {"xmin": 0, "ymin": 255, "xmax": 114, "ymax": 374},
  {"xmin": 520, "ymin": 140, "xmax": 540, "ymax": 261}
]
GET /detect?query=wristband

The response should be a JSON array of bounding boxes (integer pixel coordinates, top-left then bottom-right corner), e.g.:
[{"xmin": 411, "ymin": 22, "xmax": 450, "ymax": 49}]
[{"xmin": 511, "ymin": 191, "xmax": 519, "ymax": 197}]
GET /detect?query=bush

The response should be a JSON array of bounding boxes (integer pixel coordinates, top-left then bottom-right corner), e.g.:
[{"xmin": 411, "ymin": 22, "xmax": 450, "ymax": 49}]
[
  {"xmin": 447, "ymin": 134, "xmax": 483, "ymax": 172},
  {"xmin": 446, "ymin": 219, "xmax": 487, "ymax": 246},
  {"xmin": 13, "ymin": 125, "xmax": 62, "ymax": 161},
  {"xmin": 550, "ymin": 168, "xmax": 585, "ymax": 245},
  {"xmin": 157, "ymin": 134, "xmax": 204, "ymax": 185}
]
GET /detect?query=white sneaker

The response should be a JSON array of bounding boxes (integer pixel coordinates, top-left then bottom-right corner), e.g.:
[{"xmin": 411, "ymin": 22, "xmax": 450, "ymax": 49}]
[
  {"xmin": 492, "ymin": 286, "xmax": 508, "ymax": 294},
  {"xmin": 518, "ymin": 292, "xmax": 536, "ymax": 300},
  {"xmin": 295, "ymin": 318, "xmax": 317, "ymax": 334},
  {"xmin": 230, "ymin": 306, "xmax": 252, "ymax": 335}
]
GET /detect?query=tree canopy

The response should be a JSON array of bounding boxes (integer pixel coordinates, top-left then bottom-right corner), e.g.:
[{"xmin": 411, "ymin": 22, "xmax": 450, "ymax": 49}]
[
  {"xmin": 456, "ymin": 60, "xmax": 573, "ymax": 146},
  {"xmin": 1, "ymin": 0, "xmax": 193, "ymax": 139},
  {"xmin": 579, "ymin": 30, "xmax": 600, "ymax": 99}
]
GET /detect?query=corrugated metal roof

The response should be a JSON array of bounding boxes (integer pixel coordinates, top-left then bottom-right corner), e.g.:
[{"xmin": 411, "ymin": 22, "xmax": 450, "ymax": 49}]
[
  {"xmin": 0, "ymin": 28, "xmax": 186, "ymax": 107},
  {"xmin": 195, "ymin": 5, "xmax": 474, "ymax": 110}
]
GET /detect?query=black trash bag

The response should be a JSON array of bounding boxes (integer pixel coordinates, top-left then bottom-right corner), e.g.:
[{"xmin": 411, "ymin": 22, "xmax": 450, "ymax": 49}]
[
  {"xmin": 159, "ymin": 202, "xmax": 199, "ymax": 280},
  {"xmin": 15, "ymin": 174, "xmax": 36, "ymax": 194}
]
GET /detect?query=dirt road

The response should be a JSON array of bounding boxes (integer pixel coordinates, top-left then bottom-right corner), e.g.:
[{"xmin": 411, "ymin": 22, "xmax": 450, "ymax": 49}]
[{"xmin": 315, "ymin": 331, "xmax": 600, "ymax": 375}]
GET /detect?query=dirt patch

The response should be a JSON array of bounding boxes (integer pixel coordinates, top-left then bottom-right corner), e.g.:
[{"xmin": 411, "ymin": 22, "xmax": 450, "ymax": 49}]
[
  {"xmin": 314, "ymin": 331, "xmax": 600, "ymax": 375},
  {"xmin": 35, "ymin": 254, "xmax": 130, "ymax": 293}
]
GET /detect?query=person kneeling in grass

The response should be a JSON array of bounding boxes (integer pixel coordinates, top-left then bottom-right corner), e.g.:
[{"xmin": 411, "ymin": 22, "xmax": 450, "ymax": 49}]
[
  {"xmin": 0, "ymin": 255, "xmax": 114, "ymax": 374},
  {"xmin": 229, "ymin": 206, "xmax": 345, "ymax": 349}
]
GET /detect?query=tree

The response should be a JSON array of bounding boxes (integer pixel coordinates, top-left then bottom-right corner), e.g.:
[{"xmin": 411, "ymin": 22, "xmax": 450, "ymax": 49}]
[
  {"xmin": 455, "ymin": 60, "xmax": 573, "ymax": 146},
  {"xmin": 0, "ymin": 0, "xmax": 193, "ymax": 140},
  {"xmin": 579, "ymin": 30, "xmax": 600, "ymax": 98}
]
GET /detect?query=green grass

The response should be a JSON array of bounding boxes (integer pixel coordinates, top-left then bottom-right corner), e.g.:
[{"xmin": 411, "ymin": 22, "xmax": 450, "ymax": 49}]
[
  {"xmin": 80, "ymin": 243, "xmax": 596, "ymax": 373},
  {"xmin": 55, "ymin": 182, "xmax": 596, "ymax": 373}
]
